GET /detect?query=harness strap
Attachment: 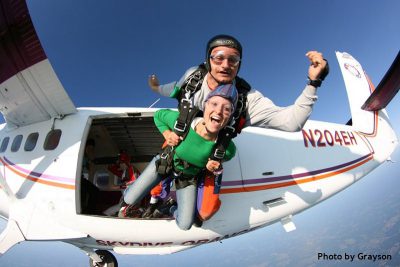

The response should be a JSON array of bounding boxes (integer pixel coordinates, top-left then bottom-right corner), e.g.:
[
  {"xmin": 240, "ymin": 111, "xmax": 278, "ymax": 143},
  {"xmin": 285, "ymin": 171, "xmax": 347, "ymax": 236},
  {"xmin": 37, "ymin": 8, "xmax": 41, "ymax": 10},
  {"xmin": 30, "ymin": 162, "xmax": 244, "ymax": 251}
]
[
  {"xmin": 157, "ymin": 103, "xmax": 199, "ymax": 177},
  {"xmin": 156, "ymin": 145, "xmax": 174, "ymax": 177},
  {"xmin": 212, "ymin": 126, "xmax": 236, "ymax": 160},
  {"xmin": 210, "ymin": 76, "xmax": 250, "ymax": 160},
  {"xmin": 178, "ymin": 64, "xmax": 208, "ymax": 106},
  {"xmin": 174, "ymin": 102, "xmax": 199, "ymax": 139}
]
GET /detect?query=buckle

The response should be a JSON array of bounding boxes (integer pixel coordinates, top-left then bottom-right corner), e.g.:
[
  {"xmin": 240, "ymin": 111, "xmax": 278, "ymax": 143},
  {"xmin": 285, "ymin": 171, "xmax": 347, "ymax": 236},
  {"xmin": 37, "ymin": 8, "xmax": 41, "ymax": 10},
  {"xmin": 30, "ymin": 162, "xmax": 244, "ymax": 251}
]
[
  {"xmin": 174, "ymin": 120, "xmax": 187, "ymax": 133},
  {"xmin": 160, "ymin": 152, "xmax": 169, "ymax": 160},
  {"xmin": 180, "ymin": 98, "xmax": 191, "ymax": 106},
  {"xmin": 213, "ymin": 148, "xmax": 225, "ymax": 160},
  {"xmin": 225, "ymin": 125, "xmax": 235, "ymax": 133},
  {"xmin": 233, "ymin": 96, "xmax": 245, "ymax": 119},
  {"xmin": 222, "ymin": 125, "xmax": 236, "ymax": 137},
  {"xmin": 185, "ymin": 71, "xmax": 203, "ymax": 92}
]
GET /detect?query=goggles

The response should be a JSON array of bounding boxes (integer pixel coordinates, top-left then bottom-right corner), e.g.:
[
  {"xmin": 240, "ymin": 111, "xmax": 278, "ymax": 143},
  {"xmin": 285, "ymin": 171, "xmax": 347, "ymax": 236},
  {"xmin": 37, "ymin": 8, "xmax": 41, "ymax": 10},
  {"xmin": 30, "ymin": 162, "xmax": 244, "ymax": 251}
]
[{"xmin": 210, "ymin": 51, "xmax": 241, "ymax": 67}]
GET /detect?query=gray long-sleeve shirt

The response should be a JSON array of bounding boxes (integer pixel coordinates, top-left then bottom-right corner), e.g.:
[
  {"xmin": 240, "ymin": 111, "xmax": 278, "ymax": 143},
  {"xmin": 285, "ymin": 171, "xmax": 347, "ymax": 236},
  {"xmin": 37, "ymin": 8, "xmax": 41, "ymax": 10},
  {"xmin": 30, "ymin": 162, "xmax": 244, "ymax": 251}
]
[{"xmin": 157, "ymin": 66, "xmax": 319, "ymax": 132}]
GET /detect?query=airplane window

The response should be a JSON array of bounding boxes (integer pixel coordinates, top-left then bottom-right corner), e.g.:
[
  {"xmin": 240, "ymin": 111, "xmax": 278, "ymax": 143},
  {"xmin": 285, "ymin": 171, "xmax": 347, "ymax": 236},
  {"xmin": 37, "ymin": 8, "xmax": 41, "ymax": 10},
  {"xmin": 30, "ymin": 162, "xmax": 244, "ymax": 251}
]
[
  {"xmin": 11, "ymin": 135, "xmax": 23, "ymax": 152},
  {"xmin": 0, "ymin": 137, "xmax": 9, "ymax": 153},
  {"xmin": 43, "ymin": 129, "xmax": 62, "ymax": 150},
  {"xmin": 25, "ymin": 132, "xmax": 39, "ymax": 151}
]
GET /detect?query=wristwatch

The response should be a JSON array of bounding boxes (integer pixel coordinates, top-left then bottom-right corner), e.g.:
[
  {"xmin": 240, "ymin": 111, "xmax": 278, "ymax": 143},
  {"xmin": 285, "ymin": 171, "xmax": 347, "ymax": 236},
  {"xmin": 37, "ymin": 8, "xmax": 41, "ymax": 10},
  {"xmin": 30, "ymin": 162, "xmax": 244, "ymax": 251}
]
[{"xmin": 307, "ymin": 78, "xmax": 323, "ymax": 88}]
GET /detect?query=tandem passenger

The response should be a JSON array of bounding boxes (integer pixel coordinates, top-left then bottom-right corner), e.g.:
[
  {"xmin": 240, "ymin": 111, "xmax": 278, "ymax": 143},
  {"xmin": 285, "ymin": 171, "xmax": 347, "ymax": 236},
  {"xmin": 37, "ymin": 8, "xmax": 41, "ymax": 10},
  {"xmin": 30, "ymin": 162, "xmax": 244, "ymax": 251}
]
[{"xmin": 121, "ymin": 84, "xmax": 238, "ymax": 230}]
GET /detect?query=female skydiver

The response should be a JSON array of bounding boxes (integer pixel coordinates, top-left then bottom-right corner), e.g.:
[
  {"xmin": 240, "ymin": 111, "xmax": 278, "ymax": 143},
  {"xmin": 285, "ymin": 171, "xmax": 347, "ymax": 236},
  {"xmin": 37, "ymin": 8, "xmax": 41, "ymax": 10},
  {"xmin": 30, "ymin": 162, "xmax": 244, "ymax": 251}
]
[{"xmin": 121, "ymin": 83, "xmax": 238, "ymax": 230}]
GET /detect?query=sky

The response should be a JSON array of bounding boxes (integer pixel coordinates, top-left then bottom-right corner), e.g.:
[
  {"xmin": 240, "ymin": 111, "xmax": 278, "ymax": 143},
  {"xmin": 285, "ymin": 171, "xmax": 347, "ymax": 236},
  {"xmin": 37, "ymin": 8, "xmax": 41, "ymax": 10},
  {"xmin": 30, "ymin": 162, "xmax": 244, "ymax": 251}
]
[{"xmin": 1, "ymin": 0, "xmax": 400, "ymax": 266}]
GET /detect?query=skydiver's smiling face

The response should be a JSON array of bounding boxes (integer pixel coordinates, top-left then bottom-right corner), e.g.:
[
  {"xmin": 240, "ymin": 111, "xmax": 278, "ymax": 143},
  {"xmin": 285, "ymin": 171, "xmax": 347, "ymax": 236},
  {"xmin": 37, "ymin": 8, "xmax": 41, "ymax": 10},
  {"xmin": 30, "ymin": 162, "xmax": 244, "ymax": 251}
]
[
  {"xmin": 207, "ymin": 47, "xmax": 240, "ymax": 88},
  {"xmin": 203, "ymin": 96, "xmax": 233, "ymax": 134}
]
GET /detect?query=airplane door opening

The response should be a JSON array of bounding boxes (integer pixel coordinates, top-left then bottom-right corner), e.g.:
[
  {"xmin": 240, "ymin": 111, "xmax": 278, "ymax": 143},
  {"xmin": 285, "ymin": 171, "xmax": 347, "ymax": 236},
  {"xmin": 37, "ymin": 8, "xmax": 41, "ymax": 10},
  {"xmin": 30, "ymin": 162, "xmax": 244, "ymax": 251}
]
[{"xmin": 76, "ymin": 113, "xmax": 164, "ymax": 217}]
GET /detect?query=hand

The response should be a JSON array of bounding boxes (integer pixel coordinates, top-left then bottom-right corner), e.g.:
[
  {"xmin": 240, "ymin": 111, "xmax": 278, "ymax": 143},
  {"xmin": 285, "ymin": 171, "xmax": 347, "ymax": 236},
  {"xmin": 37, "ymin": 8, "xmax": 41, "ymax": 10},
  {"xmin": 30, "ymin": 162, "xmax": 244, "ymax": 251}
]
[
  {"xmin": 206, "ymin": 160, "xmax": 221, "ymax": 173},
  {"xmin": 148, "ymin": 74, "xmax": 160, "ymax": 92},
  {"xmin": 162, "ymin": 130, "xmax": 182, "ymax": 146},
  {"xmin": 306, "ymin": 51, "xmax": 328, "ymax": 80}
]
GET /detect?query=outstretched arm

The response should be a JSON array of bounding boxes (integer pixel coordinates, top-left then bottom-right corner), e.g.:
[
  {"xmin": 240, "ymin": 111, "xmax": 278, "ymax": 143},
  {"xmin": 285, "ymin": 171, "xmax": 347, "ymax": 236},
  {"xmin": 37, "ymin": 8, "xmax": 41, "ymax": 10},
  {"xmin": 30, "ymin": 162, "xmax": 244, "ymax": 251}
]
[
  {"xmin": 246, "ymin": 51, "xmax": 329, "ymax": 131},
  {"xmin": 147, "ymin": 66, "xmax": 199, "ymax": 98}
]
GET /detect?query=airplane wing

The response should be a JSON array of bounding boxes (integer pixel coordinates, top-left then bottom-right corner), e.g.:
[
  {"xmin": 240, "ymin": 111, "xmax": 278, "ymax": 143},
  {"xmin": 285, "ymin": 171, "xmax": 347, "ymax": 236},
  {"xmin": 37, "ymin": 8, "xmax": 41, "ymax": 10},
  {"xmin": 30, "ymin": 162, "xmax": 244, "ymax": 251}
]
[
  {"xmin": 362, "ymin": 51, "xmax": 400, "ymax": 111},
  {"xmin": 0, "ymin": 0, "xmax": 76, "ymax": 127}
]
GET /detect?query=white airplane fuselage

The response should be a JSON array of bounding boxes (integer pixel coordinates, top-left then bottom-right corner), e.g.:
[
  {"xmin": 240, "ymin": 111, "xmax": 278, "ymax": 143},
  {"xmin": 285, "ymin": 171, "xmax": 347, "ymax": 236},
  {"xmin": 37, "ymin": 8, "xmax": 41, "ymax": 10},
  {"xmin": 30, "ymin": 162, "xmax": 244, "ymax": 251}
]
[{"xmin": 0, "ymin": 102, "xmax": 397, "ymax": 255}]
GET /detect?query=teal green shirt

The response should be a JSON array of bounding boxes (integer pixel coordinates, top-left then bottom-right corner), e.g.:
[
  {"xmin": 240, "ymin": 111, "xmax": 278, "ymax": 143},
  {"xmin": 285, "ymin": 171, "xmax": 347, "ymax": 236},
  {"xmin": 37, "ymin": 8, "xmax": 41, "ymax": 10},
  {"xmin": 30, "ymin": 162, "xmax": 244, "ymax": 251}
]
[{"xmin": 154, "ymin": 109, "xmax": 236, "ymax": 176}]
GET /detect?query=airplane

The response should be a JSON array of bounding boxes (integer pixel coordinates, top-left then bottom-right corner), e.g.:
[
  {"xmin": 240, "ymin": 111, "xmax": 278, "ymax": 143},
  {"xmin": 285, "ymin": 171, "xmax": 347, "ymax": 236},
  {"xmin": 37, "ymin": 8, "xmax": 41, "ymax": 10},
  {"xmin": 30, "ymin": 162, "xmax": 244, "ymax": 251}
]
[{"xmin": 0, "ymin": 1, "xmax": 399, "ymax": 266}]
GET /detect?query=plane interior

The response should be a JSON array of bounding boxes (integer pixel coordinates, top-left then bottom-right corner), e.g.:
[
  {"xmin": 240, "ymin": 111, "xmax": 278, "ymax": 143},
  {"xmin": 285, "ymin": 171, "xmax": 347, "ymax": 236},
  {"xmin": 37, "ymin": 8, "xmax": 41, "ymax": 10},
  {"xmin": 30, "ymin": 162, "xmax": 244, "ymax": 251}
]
[{"xmin": 77, "ymin": 113, "xmax": 165, "ymax": 217}]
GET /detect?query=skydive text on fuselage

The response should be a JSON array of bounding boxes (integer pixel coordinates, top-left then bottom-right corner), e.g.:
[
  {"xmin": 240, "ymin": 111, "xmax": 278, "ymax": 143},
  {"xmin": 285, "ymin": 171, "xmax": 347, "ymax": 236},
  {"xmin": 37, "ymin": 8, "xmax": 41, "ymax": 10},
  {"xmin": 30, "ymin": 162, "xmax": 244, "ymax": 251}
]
[
  {"xmin": 302, "ymin": 129, "xmax": 357, "ymax": 148},
  {"xmin": 96, "ymin": 228, "xmax": 253, "ymax": 248}
]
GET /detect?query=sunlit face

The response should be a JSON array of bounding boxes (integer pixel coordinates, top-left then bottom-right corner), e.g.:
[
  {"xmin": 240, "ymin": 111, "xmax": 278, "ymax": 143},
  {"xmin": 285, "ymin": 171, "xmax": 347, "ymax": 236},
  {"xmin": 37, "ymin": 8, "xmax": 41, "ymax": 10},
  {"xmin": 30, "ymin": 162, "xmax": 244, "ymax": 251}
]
[
  {"xmin": 203, "ymin": 96, "xmax": 233, "ymax": 134},
  {"xmin": 207, "ymin": 46, "xmax": 240, "ymax": 88}
]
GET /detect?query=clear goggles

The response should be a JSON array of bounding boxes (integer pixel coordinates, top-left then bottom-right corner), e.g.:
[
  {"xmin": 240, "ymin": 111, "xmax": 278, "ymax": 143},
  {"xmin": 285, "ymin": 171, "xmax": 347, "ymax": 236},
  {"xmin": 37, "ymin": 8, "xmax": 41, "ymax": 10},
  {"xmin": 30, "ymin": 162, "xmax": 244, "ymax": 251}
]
[{"xmin": 210, "ymin": 51, "xmax": 241, "ymax": 67}]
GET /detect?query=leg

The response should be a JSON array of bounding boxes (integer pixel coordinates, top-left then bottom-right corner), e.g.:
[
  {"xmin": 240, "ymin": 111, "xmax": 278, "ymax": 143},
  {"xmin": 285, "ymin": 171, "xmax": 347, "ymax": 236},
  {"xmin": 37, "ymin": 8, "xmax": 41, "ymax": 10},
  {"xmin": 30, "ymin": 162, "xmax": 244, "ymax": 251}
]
[
  {"xmin": 123, "ymin": 156, "xmax": 163, "ymax": 205},
  {"xmin": 173, "ymin": 184, "xmax": 197, "ymax": 230}
]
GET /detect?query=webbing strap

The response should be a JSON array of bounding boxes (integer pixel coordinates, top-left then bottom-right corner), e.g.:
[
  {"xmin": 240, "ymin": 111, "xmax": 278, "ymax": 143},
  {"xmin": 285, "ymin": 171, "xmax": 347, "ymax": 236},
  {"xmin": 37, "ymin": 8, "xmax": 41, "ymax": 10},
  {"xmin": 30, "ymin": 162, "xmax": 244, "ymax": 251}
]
[
  {"xmin": 211, "ymin": 126, "xmax": 236, "ymax": 160},
  {"xmin": 179, "ymin": 64, "xmax": 208, "ymax": 104},
  {"xmin": 156, "ymin": 146, "xmax": 174, "ymax": 177},
  {"xmin": 210, "ymin": 76, "xmax": 250, "ymax": 160}
]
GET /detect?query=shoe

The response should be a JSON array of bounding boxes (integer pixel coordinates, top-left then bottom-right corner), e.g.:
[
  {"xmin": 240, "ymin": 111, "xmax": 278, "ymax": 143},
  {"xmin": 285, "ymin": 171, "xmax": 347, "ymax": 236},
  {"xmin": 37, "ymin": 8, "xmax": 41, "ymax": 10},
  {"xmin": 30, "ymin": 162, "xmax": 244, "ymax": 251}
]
[
  {"xmin": 152, "ymin": 208, "xmax": 163, "ymax": 218},
  {"xmin": 169, "ymin": 204, "xmax": 177, "ymax": 217},
  {"xmin": 142, "ymin": 203, "xmax": 159, "ymax": 218},
  {"xmin": 125, "ymin": 205, "xmax": 143, "ymax": 218},
  {"xmin": 153, "ymin": 197, "xmax": 176, "ymax": 217},
  {"xmin": 193, "ymin": 215, "xmax": 203, "ymax": 227},
  {"xmin": 118, "ymin": 205, "xmax": 128, "ymax": 218}
]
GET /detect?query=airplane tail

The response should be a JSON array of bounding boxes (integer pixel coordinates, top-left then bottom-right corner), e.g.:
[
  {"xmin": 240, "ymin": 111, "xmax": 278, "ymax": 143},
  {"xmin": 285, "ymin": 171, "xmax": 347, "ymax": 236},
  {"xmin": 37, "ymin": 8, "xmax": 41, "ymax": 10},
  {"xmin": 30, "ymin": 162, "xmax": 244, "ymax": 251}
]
[
  {"xmin": 336, "ymin": 51, "xmax": 400, "ymax": 134},
  {"xmin": 336, "ymin": 51, "xmax": 399, "ymax": 162}
]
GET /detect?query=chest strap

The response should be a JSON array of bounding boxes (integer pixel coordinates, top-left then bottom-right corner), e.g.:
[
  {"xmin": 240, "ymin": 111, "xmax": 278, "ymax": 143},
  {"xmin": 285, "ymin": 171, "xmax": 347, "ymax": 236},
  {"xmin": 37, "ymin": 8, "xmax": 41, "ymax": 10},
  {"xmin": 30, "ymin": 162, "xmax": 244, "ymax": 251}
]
[
  {"xmin": 157, "ymin": 104, "xmax": 199, "ymax": 177},
  {"xmin": 211, "ymin": 77, "xmax": 250, "ymax": 160}
]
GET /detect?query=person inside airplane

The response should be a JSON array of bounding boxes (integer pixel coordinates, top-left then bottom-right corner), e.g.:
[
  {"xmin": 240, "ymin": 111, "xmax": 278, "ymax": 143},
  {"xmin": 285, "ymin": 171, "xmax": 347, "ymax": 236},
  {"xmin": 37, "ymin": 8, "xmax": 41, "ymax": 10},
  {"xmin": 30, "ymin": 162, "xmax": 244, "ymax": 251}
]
[
  {"xmin": 103, "ymin": 152, "xmax": 141, "ymax": 216},
  {"xmin": 120, "ymin": 84, "xmax": 238, "ymax": 230},
  {"xmin": 107, "ymin": 151, "xmax": 140, "ymax": 188},
  {"xmin": 82, "ymin": 138, "xmax": 96, "ymax": 183}
]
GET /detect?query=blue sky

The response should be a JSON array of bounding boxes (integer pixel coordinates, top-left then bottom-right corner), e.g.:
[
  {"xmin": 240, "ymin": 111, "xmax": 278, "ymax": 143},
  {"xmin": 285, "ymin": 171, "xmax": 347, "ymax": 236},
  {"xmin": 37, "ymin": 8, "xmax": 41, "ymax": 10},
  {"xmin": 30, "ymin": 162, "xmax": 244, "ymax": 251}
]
[{"xmin": 1, "ymin": 0, "xmax": 400, "ymax": 266}]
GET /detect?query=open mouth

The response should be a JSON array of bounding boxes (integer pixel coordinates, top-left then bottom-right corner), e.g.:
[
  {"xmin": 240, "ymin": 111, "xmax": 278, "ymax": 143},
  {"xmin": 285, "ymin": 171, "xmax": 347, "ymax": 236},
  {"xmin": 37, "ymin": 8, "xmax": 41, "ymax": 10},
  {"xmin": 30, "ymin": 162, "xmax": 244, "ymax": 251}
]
[
  {"xmin": 210, "ymin": 115, "xmax": 222, "ymax": 125},
  {"xmin": 218, "ymin": 70, "xmax": 231, "ymax": 76}
]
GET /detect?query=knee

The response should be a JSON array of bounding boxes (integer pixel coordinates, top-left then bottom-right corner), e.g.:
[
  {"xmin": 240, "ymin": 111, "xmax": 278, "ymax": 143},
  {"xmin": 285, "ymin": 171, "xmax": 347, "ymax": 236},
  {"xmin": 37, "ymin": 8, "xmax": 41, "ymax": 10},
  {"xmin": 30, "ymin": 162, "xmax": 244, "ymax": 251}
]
[
  {"xmin": 175, "ymin": 217, "xmax": 193, "ymax": 231},
  {"xmin": 174, "ymin": 210, "xmax": 194, "ymax": 230}
]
